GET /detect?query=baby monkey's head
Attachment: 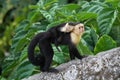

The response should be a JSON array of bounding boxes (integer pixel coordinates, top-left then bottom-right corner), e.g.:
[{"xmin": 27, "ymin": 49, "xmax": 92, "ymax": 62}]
[{"xmin": 61, "ymin": 22, "xmax": 84, "ymax": 35}]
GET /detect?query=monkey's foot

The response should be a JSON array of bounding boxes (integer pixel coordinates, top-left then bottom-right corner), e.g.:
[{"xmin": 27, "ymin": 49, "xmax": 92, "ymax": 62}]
[
  {"xmin": 41, "ymin": 68, "xmax": 59, "ymax": 73},
  {"xmin": 48, "ymin": 68, "xmax": 59, "ymax": 73},
  {"xmin": 82, "ymin": 55, "xmax": 88, "ymax": 58},
  {"xmin": 78, "ymin": 55, "xmax": 88, "ymax": 60}
]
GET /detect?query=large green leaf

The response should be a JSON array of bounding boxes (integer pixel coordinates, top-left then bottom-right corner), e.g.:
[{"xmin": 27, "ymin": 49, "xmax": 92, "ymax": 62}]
[
  {"xmin": 94, "ymin": 35, "xmax": 117, "ymax": 54},
  {"xmin": 109, "ymin": 10, "xmax": 120, "ymax": 46},
  {"xmin": 8, "ymin": 60, "xmax": 35, "ymax": 80},
  {"xmin": 60, "ymin": 4, "xmax": 80, "ymax": 11},
  {"xmin": 76, "ymin": 12, "xmax": 97, "ymax": 21},
  {"xmin": 97, "ymin": 8, "xmax": 117, "ymax": 35},
  {"xmin": 81, "ymin": 27, "xmax": 98, "ymax": 52},
  {"xmin": 11, "ymin": 21, "xmax": 43, "ymax": 55},
  {"xmin": 38, "ymin": 0, "xmax": 59, "ymax": 22},
  {"xmin": 53, "ymin": 45, "xmax": 70, "ymax": 63},
  {"xmin": 55, "ymin": 4, "xmax": 80, "ymax": 21},
  {"xmin": 46, "ymin": 20, "xmax": 66, "ymax": 29},
  {"xmin": 77, "ymin": 39, "xmax": 93, "ymax": 55},
  {"xmin": 53, "ymin": 52, "xmax": 65, "ymax": 64},
  {"xmin": 110, "ymin": 25, "xmax": 120, "ymax": 46},
  {"xmin": 37, "ymin": 0, "xmax": 58, "ymax": 10},
  {"xmin": 11, "ymin": 20, "xmax": 29, "ymax": 51},
  {"xmin": 8, "ymin": 47, "xmax": 34, "ymax": 80},
  {"xmin": 90, "ymin": 28, "xmax": 98, "ymax": 45},
  {"xmin": 80, "ymin": 1, "xmax": 106, "ymax": 14},
  {"xmin": 27, "ymin": 10, "xmax": 42, "ymax": 23},
  {"xmin": 105, "ymin": 0, "xmax": 120, "ymax": 9}
]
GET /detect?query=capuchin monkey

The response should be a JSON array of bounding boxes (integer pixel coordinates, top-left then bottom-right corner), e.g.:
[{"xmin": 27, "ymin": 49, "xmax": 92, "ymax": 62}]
[{"xmin": 28, "ymin": 22, "xmax": 84, "ymax": 72}]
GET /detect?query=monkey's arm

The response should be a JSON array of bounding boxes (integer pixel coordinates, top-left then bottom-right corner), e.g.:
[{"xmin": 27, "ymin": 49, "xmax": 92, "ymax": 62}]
[{"xmin": 68, "ymin": 43, "xmax": 83, "ymax": 60}]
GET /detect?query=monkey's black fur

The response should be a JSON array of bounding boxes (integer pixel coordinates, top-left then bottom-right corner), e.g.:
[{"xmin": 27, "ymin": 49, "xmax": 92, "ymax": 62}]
[{"xmin": 28, "ymin": 23, "xmax": 83, "ymax": 72}]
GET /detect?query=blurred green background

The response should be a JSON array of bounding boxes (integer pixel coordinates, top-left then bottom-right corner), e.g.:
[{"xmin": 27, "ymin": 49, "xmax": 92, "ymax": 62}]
[{"xmin": 0, "ymin": 0, "xmax": 120, "ymax": 80}]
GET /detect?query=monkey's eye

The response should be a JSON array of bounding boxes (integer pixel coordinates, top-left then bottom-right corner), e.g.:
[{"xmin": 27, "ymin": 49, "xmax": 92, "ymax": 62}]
[{"xmin": 81, "ymin": 26, "xmax": 84, "ymax": 28}]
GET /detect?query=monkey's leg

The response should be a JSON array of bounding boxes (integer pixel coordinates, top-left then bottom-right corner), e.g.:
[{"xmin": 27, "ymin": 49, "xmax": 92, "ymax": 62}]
[
  {"xmin": 35, "ymin": 53, "xmax": 45, "ymax": 70},
  {"xmin": 39, "ymin": 40, "xmax": 58, "ymax": 72},
  {"xmin": 38, "ymin": 44, "xmax": 46, "ymax": 71}
]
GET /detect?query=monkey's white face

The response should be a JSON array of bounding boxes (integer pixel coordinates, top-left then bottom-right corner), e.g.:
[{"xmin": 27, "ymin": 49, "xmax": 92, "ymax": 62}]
[{"xmin": 74, "ymin": 23, "xmax": 84, "ymax": 35}]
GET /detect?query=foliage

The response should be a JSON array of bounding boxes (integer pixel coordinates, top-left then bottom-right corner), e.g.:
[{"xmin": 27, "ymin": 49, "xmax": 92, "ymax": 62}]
[
  {"xmin": 0, "ymin": 0, "xmax": 120, "ymax": 80},
  {"xmin": 94, "ymin": 35, "xmax": 117, "ymax": 54},
  {"xmin": 0, "ymin": 0, "xmax": 38, "ymax": 69}
]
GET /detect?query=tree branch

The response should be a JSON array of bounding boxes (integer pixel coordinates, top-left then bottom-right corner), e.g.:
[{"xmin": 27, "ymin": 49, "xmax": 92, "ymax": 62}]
[{"xmin": 23, "ymin": 47, "xmax": 120, "ymax": 80}]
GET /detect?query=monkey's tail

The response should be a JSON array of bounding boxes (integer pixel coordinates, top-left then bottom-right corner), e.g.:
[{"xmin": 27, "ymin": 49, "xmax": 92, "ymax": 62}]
[{"xmin": 28, "ymin": 35, "xmax": 44, "ymax": 66}]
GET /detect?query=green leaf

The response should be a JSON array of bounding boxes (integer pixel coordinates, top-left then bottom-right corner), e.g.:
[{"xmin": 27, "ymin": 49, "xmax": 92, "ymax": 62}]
[
  {"xmin": 46, "ymin": 20, "xmax": 65, "ymax": 29},
  {"xmin": 53, "ymin": 53, "xmax": 65, "ymax": 64},
  {"xmin": 40, "ymin": 10, "xmax": 53, "ymax": 22},
  {"xmin": 81, "ymin": 1, "xmax": 105, "ymax": 14},
  {"xmin": 14, "ymin": 29, "xmax": 37, "ymax": 54},
  {"xmin": 8, "ymin": 60, "xmax": 35, "ymax": 80},
  {"xmin": 52, "ymin": 45, "xmax": 70, "ymax": 63},
  {"xmin": 97, "ymin": 8, "xmax": 117, "ymax": 35},
  {"xmin": 27, "ymin": 10, "xmax": 42, "ymax": 23},
  {"xmin": 29, "ymin": 5, "xmax": 39, "ymax": 9},
  {"xmin": 81, "ymin": 27, "xmax": 98, "ymax": 52},
  {"xmin": 11, "ymin": 21, "xmax": 30, "ymax": 54},
  {"xmin": 108, "ymin": 3, "xmax": 120, "ymax": 46},
  {"xmin": 109, "ymin": 25, "xmax": 120, "ymax": 46},
  {"xmin": 77, "ymin": 39, "xmax": 93, "ymax": 55},
  {"xmin": 15, "ymin": 20, "xmax": 30, "ymax": 33},
  {"xmin": 43, "ymin": 0, "xmax": 58, "ymax": 10},
  {"xmin": 56, "ymin": 4, "xmax": 80, "ymax": 18},
  {"xmin": 76, "ymin": 12, "xmax": 97, "ymax": 21},
  {"xmin": 82, "ymin": 31, "xmax": 94, "ymax": 51},
  {"xmin": 90, "ymin": 28, "xmax": 98, "ymax": 45},
  {"xmin": 94, "ymin": 35, "xmax": 117, "ymax": 54},
  {"xmin": 61, "ymin": 4, "xmax": 80, "ymax": 11}
]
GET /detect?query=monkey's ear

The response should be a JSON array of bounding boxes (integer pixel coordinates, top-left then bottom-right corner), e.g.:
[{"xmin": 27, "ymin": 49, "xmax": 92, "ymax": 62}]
[
  {"xmin": 60, "ymin": 23, "xmax": 69, "ymax": 32},
  {"xmin": 60, "ymin": 23, "xmax": 74, "ymax": 32},
  {"xmin": 64, "ymin": 23, "xmax": 69, "ymax": 28}
]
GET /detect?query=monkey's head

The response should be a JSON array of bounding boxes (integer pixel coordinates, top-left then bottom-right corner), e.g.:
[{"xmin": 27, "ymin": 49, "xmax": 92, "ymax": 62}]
[
  {"xmin": 73, "ymin": 23, "xmax": 84, "ymax": 35},
  {"xmin": 67, "ymin": 23, "xmax": 84, "ymax": 45}
]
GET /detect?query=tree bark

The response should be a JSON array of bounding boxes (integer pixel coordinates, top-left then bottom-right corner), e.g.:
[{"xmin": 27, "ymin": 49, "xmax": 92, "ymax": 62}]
[{"xmin": 23, "ymin": 47, "xmax": 120, "ymax": 80}]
